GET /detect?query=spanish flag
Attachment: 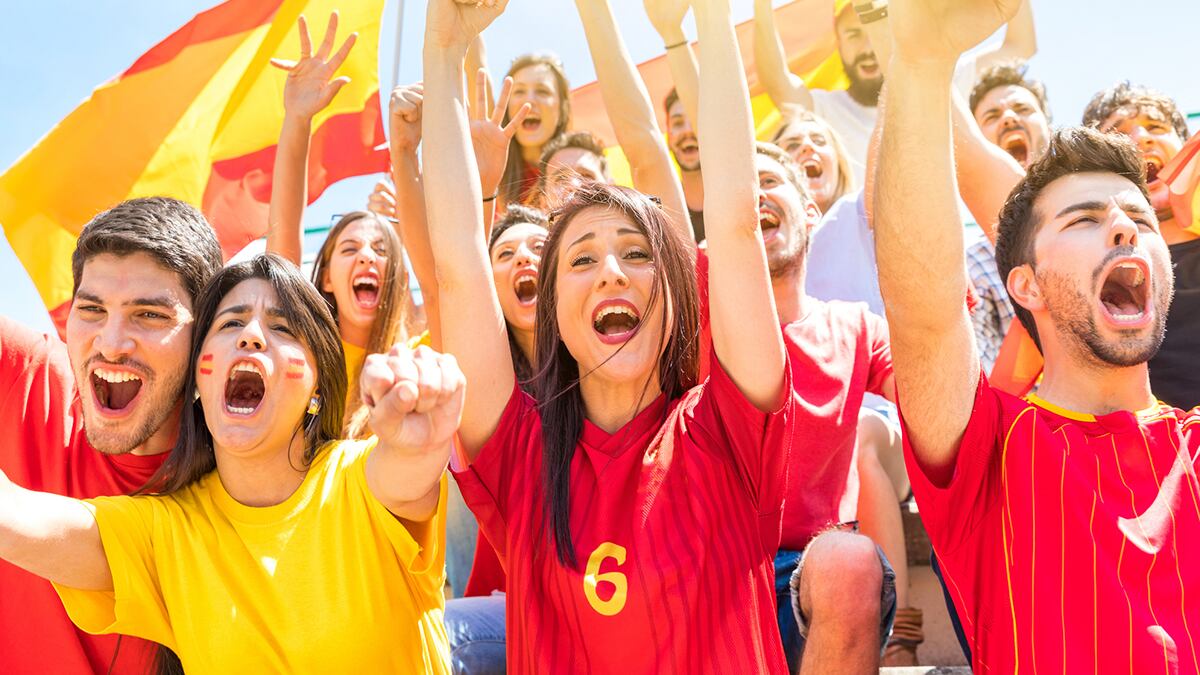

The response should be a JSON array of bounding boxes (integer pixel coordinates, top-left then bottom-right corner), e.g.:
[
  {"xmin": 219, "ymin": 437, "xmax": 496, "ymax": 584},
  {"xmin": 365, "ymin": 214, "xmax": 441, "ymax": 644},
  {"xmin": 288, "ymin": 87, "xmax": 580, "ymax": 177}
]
[
  {"xmin": 0, "ymin": 0, "xmax": 387, "ymax": 333},
  {"xmin": 569, "ymin": 0, "xmax": 851, "ymax": 185}
]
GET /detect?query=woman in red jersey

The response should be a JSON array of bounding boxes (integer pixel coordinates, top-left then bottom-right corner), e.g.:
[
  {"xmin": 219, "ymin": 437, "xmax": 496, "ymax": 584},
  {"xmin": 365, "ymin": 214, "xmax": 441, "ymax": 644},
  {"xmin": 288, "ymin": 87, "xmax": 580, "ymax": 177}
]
[{"xmin": 423, "ymin": 0, "xmax": 792, "ymax": 671}]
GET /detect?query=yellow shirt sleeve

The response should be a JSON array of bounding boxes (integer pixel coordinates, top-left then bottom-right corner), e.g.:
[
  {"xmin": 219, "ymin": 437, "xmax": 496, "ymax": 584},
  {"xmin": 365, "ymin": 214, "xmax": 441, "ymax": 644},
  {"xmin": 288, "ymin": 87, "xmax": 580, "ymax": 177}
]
[
  {"xmin": 52, "ymin": 495, "xmax": 175, "ymax": 648},
  {"xmin": 406, "ymin": 330, "xmax": 432, "ymax": 350},
  {"xmin": 346, "ymin": 437, "xmax": 448, "ymax": 577}
]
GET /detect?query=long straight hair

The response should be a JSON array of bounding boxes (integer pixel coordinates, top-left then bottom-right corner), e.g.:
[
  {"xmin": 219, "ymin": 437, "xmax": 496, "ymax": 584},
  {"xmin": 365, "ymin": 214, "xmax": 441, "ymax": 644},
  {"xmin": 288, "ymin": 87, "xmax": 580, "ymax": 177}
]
[
  {"xmin": 311, "ymin": 211, "xmax": 411, "ymax": 438},
  {"xmin": 143, "ymin": 254, "xmax": 346, "ymax": 675},
  {"xmin": 489, "ymin": 204, "xmax": 551, "ymax": 389},
  {"xmin": 499, "ymin": 53, "xmax": 572, "ymax": 206},
  {"xmin": 533, "ymin": 182, "xmax": 699, "ymax": 567}
]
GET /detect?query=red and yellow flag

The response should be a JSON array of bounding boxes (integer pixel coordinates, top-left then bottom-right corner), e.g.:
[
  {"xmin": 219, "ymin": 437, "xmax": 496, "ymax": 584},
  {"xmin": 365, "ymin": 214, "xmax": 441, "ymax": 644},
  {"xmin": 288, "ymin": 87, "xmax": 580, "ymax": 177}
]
[
  {"xmin": 569, "ymin": 0, "xmax": 851, "ymax": 184},
  {"xmin": 1163, "ymin": 130, "xmax": 1200, "ymax": 236},
  {"xmin": 0, "ymin": 0, "xmax": 387, "ymax": 332}
]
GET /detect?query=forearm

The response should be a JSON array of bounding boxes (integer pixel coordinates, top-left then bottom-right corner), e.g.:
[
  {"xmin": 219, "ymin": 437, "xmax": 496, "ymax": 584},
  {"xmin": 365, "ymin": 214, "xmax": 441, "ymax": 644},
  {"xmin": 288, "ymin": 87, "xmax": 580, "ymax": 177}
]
[
  {"xmin": 0, "ymin": 475, "xmax": 111, "ymax": 591},
  {"xmin": 980, "ymin": 0, "xmax": 1036, "ymax": 67},
  {"xmin": 366, "ymin": 442, "xmax": 448, "ymax": 522},
  {"xmin": 657, "ymin": 25, "xmax": 701, "ymax": 127},
  {"xmin": 950, "ymin": 89, "xmax": 1024, "ymax": 241},
  {"xmin": 266, "ymin": 114, "xmax": 312, "ymax": 266},
  {"xmin": 696, "ymin": 0, "xmax": 786, "ymax": 410},
  {"xmin": 753, "ymin": 0, "xmax": 812, "ymax": 110}
]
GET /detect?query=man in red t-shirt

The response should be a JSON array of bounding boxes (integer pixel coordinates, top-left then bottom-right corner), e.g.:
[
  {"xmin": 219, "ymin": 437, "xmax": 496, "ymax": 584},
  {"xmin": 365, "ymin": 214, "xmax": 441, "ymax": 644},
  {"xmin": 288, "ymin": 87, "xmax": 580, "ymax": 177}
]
[
  {"xmin": 877, "ymin": 0, "xmax": 1200, "ymax": 672},
  {"xmin": 0, "ymin": 197, "xmax": 221, "ymax": 674}
]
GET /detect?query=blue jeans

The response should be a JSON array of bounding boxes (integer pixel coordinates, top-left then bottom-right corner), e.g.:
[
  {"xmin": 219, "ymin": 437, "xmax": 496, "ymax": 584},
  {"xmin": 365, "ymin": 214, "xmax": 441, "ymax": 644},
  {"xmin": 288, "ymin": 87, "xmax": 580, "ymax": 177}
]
[
  {"xmin": 774, "ymin": 542, "xmax": 898, "ymax": 675},
  {"xmin": 444, "ymin": 594, "xmax": 507, "ymax": 675}
]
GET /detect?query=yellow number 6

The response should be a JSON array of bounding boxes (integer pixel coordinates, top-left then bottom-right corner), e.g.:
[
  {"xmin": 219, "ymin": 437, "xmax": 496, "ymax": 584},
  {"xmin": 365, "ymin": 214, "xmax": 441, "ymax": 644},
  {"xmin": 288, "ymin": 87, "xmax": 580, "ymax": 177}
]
[{"xmin": 583, "ymin": 542, "xmax": 628, "ymax": 616}]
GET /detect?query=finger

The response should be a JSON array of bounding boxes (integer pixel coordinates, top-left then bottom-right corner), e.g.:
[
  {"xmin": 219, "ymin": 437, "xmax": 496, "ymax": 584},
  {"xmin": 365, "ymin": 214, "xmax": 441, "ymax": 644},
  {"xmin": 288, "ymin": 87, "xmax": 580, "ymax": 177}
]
[
  {"xmin": 384, "ymin": 356, "xmax": 421, "ymax": 418},
  {"xmin": 328, "ymin": 32, "xmax": 357, "ymax": 73},
  {"xmin": 435, "ymin": 353, "xmax": 466, "ymax": 412},
  {"xmin": 269, "ymin": 58, "xmax": 297, "ymax": 71},
  {"xmin": 297, "ymin": 15, "xmax": 313, "ymax": 58},
  {"xmin": 317, "ymin": 77, "xmax": 351, "ymax": 109},
  {"xmin": 504, "ymin": 103, "xmax": 532, "ymax": 139},
  {"xmin": 360, "ymin": 354, "xmax": 397, "ymax": 408},
  {"xmin": 316, "ymin": 11, "xmax": 339, "ymax": 61},
  {"xmin": 491, "ymin": 76, "xmax": 514, "ymax": 127},
  {"xmin": 411, "ymin": 353, "xmax": 443, "ymax": 415}
]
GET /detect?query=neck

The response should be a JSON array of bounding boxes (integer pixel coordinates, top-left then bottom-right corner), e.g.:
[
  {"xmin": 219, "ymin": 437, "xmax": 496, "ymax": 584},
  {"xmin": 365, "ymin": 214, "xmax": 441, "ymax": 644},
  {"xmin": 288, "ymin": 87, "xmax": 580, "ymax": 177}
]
[
  {"xmin": 514, "ymin": 326, "xmax": 535, "ymax": 368},
  {"xmin": 1036, "ymin": 347, "xmax": 1156, "ymax": 416},
  {"xmin": 129, "ymin": 400, "xmax": 183, "ymax": 456},
  {"xmin": 680, "ymin": 169, "xmax": 705, "ymax": 212},
  {"xmin": 579, "ymin": 370, "xmax": 662, "ymax": 435},
  {"xmin": 771, "ymin": 265, "xmax": 810, "ymax": 325},
  {"xmin": 1159, "ymin": 215, "xmax": 1198, "ymax": 246},
  {"xmin": 520, "ymin": 142, "xmax": 542, "ymax": 165},
  {"xmin": 213, "ymin": 431, "xmax": 309, "ymax": 507},
  {"xmin": 339, "ymin": 320, "xmax": 370, "ymax": 349}
]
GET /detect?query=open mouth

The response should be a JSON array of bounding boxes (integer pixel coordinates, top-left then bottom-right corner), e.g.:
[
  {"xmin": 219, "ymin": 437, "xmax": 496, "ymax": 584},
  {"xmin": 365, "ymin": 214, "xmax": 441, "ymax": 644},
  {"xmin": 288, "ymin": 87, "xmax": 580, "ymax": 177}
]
[
  {"xmin": 1098, "ymin": 259, "xmax": 1151, "ymax": 326},
  {"xmin": 856, "ymin": 57, "xmax": 880, "ymax": 77},
  {"xmin": 591, "ymin": 300, "xmax": 641, "ymax": 344},
  {"xmin": 513, "ymin": 269, "xmax": 538, "ymax": 306},
  {"xmin": 91, "ymin": 367, "xmax": 144, "ymax": 414},
  {"xmin": 352, "ymin": 273, "xmax": 380, "ymax": 310},
  {"xmin": 759, "ymin": 208, "xmax": 781, "ymax": 238},
  {"xmin": 224, "ymin": 360, "xmax": 266, "ymax": 417},
  {"xmin": 677, "ymin": 137, "xmax": 699, "ymax": 154},
  {"xmin": 800, "ymin": 158, "xmax": 824, "ymax": 179},
  {"xmin": 1145, "ymin": 155, "xmax": 1164, "ymax": 183},
  {"xmin": 522, "ymin": 115, "xmax": 542, "ymax": 132},
  {"xmin": 999, "ymin": 130, "xmax": 1029, "ymax": 166}
]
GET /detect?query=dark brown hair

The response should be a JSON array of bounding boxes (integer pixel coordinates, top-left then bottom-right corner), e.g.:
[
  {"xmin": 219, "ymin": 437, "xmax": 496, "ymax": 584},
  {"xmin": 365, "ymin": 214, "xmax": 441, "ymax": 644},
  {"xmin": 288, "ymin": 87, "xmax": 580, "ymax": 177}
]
[
  {"xmin": 311, "ymin": 211, "xmax": 411, "ymax": 439},
  {"xmin": 994, "ymin": 127, "xmax": 1149, "ymax": 349},
  {"xmin": 968, "ymin": 61, "xmax": 1051, "ymax": 121},
  {"xmin": 663, "ymin": 87, "xmax": 680, "ymax": 118},
  {"xmin": 500, "ymin": 53, "xmax": 572, "ymax": 206},
  {"xmin": 534, "ymin": 182, "xmax": 699, "ymax": 566},
  {"xmin": 1082, "ymin": 81, "xmax": 1189, "ymax": 141},
  {"xmin": 489, "ymin": 204, "xmax": 551, "ymax": 388},
  {"xmin": 72, "ymin": 197, "xmax": 222, "ymax": 306},
  {"xmin": 538, "ymin": 130, "xmax": 608, "ymax": 179}
]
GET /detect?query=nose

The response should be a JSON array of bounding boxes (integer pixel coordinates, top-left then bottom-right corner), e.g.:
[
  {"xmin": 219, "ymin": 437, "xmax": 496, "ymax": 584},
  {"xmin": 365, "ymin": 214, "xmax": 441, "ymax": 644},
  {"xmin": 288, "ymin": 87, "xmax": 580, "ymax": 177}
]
[
  {"xmin": 356, "ymin": 245, "xmax": 378, "ymax": 266},
  {"xmin": 1000, "ymin": 108, "xmax": 1020, "ymax": 126},
  {"xmin": 1126, "ymin": 125, "xmax": 1154, "ymax": 149},
  {"xmin": 595, "ymin": 253, "xmax": 630, "ymax": 290},
  {"xmin": 237, "ymin": 319, "xmax": 266, "ymax": 351},
  {"xmin": 1108, "ymin": 203, "xmax": 1140, "ymax": 249},
  {"xmin": 94, "ymin": 314, "xmax": 135, "ymax": 361}
]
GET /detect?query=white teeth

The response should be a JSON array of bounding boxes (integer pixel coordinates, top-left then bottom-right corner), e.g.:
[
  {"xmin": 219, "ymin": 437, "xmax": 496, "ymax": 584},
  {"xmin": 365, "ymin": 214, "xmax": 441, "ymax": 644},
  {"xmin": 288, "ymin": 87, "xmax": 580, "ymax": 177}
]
[
  {"xmin": 1112, "ymin": 311, "xmax": 1145, "ymax": 321},
  {"xmin": 230, "ymin": 362, "xmax": 261, "ymax": 378},
  {"xmin": 595, "ymin": 305, "xmax": 637, "ymax": 321},
  {"xmin": 225, "ymin": 404, "xmax": 256, "ymax": 415},
  {"xmin": 94, "ymin": 368, "xmax": 141, "ymax": 384},
  {"xmin": 353, "ymin": 275, "xmax": 378, "ymax": 288}
]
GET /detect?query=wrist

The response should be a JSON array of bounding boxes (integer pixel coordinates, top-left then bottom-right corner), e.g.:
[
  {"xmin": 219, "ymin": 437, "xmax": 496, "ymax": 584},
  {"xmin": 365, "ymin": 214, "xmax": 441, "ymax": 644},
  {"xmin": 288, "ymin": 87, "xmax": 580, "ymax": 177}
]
[
  {"xmin": 888, "ymin": 56, "xmax": 957, "ymax": 85},
  {"xmin": 282, "ymin": 111, "xmax": 315, "ymax": 128},
  {"xmin": 655, "ymin": 24, "xmax": 686, "ymax": 44}
]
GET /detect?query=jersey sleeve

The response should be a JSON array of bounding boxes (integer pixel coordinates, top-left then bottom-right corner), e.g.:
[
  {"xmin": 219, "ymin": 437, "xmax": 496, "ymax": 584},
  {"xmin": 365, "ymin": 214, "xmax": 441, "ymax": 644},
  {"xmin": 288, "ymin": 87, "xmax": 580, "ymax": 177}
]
[
  {"xmin": 0, "ymin": 317, "xmax": 78, "ymax": 472},
  {"xmin": 900, "ymin": 371, "xmax": 1004, "ymax": 556},
  {"xmin": 691, "ymin": 353, "xmax": 795, "ymax": 544},
  {"xmin": 862, "ymin": 309, "xmax": 894, "ymax": 397},
  {"xmin": 347, "ymin": 437, "xmax": 449, "ymax": 576},
  {"xmin": 450, "ymin": 385, "xmax": 539, "ymax": 567},
  {"xmin": 52, "ymin": 495, "xmax": 175, "ymax": 648}
]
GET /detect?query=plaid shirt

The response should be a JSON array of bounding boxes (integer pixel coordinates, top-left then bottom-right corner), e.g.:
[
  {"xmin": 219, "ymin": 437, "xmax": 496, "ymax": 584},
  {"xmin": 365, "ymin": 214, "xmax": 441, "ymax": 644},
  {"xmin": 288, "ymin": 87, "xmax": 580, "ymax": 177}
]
[{"xmin": 966, "ymin": 237, "xmax": 1016, "ymax": 373}]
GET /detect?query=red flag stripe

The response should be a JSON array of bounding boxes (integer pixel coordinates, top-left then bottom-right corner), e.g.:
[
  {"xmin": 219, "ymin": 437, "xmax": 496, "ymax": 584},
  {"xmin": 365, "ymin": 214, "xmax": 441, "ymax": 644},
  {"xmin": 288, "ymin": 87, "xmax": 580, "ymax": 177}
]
[{"xmin": 123, "ymin": 0, "xmax": 283, "ymax": 77}]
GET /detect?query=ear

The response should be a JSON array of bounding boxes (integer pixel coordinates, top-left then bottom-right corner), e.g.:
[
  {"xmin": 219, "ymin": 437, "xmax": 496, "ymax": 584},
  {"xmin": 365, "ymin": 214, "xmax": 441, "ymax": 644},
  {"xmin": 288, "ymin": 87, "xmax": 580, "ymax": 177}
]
[
  {"xmin": 320, "ymin": 268, "xmax": 335, "ymax": 294},
  {"xmin": 803, "ymin": 199, "xmax": 822, "ymax": 234},
  {"xmin": 1006, "ymin": 263, "xmax": 1046, "ymax": 314}
]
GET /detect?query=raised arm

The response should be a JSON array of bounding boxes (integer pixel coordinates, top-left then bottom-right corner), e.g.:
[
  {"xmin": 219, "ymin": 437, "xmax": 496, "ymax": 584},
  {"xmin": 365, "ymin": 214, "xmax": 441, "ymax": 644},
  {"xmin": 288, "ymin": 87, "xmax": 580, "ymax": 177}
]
[
  {"xmin": 0, "ymin": 470, "xmax": 111, "ymax": 591},
  {"xmin": 695, "ymin": 0, "xmax": 786, "ymax": 410},
  {"xmin": 875, "ymin": 0, "xmax": 1019, "ymax": 473},
  {"xmin": 951, "ymin": 89, "xmax": 1025, "ymax": 240},
  {"xmin": 753, "ymin": 0, "xmax": 814, "ymax": 111},
  {"xmin": 422, "ymin": 0, "xmax": 517, "ymax": 455},
  {"xmin": 644, "ymin": 0, "xmax": 701, "ymax": 129},
  {"xmin": 266, "ymin": 13, "xmax": 357, "ymax": 266},
  {"xmin": 575, "ymin": 0, "xmax": 692, "ymax": 241},
  {"xmin": 363, "ymin": 344, "xmax": 464, "ymax": 521},
  {"xmin": 974, "ymin": 0, "xmax": 1036, "ymax": 72}
]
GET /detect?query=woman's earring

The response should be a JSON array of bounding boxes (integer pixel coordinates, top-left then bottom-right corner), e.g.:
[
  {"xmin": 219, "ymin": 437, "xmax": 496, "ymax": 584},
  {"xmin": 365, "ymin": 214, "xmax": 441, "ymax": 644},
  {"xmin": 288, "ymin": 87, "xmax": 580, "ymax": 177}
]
[{"xmin": 307, "ymin": 394, "xmax": 322, "ymax": 415}]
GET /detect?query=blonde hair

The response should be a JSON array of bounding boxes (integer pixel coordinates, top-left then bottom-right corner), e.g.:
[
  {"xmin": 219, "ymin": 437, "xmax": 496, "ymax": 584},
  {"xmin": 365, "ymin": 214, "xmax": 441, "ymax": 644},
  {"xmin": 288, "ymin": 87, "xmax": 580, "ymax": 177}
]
[{"xmin": 772, "ymin": 108, "xmax": 857, "ymax": 206}]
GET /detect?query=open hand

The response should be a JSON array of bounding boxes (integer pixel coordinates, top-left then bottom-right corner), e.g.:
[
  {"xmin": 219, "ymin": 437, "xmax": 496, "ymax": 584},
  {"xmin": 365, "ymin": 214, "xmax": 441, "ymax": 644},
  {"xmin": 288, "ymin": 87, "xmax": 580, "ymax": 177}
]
[
  {"xmin": 426, "ymin": 0, "xmax": 509, "ymax": 50},
  {"xmin": 270, "ymin": 13, "xmax": 357, "ymax": 120},
  {"xmin": 470, "ymin": 71, "xmax": 530, "ymax": 197},
  {"xmin": 389, "ymin": 82, "xmax": 425, "ymax": 153},
  {"xmin": 362, "ymin": 345, "xmax": 466, "ymax": 454},
  {"xmin": 367, "ymin": 181, "xmax": 397, "ymax": 219},
  {"xmin": 890, "ymin": 0, "xmax": 1021, "ymax": 63}
]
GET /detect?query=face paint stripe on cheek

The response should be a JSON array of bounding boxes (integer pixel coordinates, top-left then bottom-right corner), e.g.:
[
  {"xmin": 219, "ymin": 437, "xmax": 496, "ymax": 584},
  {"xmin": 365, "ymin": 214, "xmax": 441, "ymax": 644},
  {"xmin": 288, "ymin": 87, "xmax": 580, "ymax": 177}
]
[
  {"xmin": 199, "ymin": 353, "xmax": 214, "ymax": 375},
  {"xmin": 286, "ymin": 357, "xmax": 305, "ymax": 380}
]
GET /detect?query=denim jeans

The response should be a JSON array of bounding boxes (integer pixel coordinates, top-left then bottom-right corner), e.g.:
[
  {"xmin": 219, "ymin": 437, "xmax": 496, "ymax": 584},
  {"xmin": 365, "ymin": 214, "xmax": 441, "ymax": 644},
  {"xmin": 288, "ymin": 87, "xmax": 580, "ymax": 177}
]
[
  {"xmin": 444, "ymin": 594, "xmax": 507, "ymax": 675},
  {"xmin": 774, "ymin": 542, "xmax": 898, "ymax": 675}
]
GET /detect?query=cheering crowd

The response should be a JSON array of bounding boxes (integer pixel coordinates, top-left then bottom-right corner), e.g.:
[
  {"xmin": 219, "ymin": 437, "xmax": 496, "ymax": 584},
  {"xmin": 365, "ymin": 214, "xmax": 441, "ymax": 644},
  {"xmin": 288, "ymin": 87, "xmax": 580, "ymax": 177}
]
[{"xmin": 1, "ymin": 0, "xmax": 1198, "ymax": 672}]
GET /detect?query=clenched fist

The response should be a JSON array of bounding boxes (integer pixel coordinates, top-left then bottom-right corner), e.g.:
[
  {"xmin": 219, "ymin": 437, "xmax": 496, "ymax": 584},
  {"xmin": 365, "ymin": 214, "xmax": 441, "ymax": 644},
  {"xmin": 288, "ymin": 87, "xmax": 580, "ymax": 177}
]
[{"xmin": 361, "ymin": 344, "xmax": 466, "ymax": 454}]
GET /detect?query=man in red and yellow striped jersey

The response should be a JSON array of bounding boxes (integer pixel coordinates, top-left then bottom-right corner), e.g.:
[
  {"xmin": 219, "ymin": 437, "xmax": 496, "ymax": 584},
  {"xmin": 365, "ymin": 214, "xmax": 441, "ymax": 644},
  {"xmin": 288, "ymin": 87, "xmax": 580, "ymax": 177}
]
[{"xmin": 875, "ymin": 0, "xmax": 1200, "ymax": 671}]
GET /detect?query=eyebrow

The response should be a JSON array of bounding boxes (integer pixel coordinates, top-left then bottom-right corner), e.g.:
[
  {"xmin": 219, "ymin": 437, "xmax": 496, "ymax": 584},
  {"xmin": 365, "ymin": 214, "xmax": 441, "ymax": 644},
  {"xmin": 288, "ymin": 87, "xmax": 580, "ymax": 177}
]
[
  {"xmin": 74, "ymin": 291, "xmax": 178, "ymax": 308},
  {"xmin": 1055, "ymin": 199, "xmax": 1154, "ymax": 219},
  {"xmin": 216, "ymin": 304, "xmax": 288, "ymax": 319},
  {"xmin": 567, "ymin": 227, "xmax": 643, "ymax": 249}
]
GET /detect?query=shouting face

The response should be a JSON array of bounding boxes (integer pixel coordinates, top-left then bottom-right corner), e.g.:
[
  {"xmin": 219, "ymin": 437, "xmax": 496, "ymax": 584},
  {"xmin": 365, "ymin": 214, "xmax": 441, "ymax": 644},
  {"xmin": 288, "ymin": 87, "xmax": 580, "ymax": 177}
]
[
  {"xmin": 974, "ymin": 84, "xmax": 1050, "ymax": 169},
  {"xmin": 491, "ymin": 221, "xmax": 548, "ymax": 334},
  {"xmin": 774, "ymin": 119, "xmax": 841, "ymax": 212},
  {"xmin": 67, "ymin": 252, "xmax": 194, "ymax": 455},
  {"xmin": 1099, "ymin": 105, "xmax": 1185, "ymax": 220},
  {"xmin": 666, "ymin": 98, "xmax": 700, "ymax": 172},
  {"xmin": 510, "ymin": 63, "xmax": 563, "ymax": 151},
  {"xmin": 835, "ymin": 9, "xmax": 882, "ymax": 106},
  {"xmin": 320, "ymin": 217, "xmax": 388, "ymax": 342}
]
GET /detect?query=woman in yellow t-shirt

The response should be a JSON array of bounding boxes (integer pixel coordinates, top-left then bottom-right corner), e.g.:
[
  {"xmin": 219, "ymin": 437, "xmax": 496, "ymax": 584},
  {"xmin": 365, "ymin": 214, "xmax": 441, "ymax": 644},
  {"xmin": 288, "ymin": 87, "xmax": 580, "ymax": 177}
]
[{"xmin": 0, "ymin": 255, "xmax": 459, "ymax": 673}]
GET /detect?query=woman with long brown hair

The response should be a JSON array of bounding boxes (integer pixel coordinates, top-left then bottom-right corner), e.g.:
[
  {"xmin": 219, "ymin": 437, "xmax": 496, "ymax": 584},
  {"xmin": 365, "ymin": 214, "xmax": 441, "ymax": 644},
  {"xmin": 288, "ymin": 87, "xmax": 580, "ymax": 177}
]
[
  {"xmin": 497, "ymin": 53, "xmax": 572, "ymax": 207},
  {"xmin": 424, "ymin": 0, "xmax": 793, "ymax": 671},
  {"xmin": 0, "ymin": 254, "xmax": 461, "ymax": 672}
]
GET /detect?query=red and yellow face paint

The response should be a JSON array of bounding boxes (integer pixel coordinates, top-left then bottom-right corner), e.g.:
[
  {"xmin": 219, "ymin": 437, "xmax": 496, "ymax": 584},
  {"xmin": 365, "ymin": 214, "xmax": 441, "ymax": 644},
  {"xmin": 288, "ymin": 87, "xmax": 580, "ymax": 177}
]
[
  {"xmin": 199, "ymin": 353, "xmax": 214, "ymax": 376},
  {"xmin": 286, "ymin": 357, "xmax": 306, "ymax": 380}
]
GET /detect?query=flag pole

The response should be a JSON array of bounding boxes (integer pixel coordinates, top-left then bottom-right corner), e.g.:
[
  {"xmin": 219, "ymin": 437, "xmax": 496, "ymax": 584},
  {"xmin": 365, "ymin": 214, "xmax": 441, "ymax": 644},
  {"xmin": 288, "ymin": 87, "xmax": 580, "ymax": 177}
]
[{"xmin": 390, "ymin": 0, "xmax": 405, "ymax": 91}]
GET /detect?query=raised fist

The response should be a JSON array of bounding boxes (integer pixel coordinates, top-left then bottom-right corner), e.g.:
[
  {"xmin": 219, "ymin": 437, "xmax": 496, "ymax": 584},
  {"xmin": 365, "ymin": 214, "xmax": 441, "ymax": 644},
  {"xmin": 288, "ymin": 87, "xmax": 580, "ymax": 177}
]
[{"xmin": 361, "ymin": 344, "xmax": 466, "ymax": 454}]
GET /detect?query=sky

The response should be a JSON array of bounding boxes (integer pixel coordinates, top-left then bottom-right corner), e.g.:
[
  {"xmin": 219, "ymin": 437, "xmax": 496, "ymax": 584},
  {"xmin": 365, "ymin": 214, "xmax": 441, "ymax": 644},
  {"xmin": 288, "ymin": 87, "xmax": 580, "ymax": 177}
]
[{"xmin": 2, "ymin": 0, "xmax": 1198, "ymax": 333}]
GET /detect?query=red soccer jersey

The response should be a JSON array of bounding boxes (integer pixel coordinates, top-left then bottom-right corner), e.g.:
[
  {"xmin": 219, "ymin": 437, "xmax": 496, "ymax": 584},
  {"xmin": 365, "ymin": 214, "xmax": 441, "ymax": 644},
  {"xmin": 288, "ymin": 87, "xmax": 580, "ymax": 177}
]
[
  {"xmin": 453, "ymin": 359, "xmax": 795, "ymax": 674},
  {"xmin": 904, "ymin": 373, "xmax": 1200, "ymax": 673},
  {"xmin": 0, "ymin": 318, "xmax": 163, "ymax": 674}
]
